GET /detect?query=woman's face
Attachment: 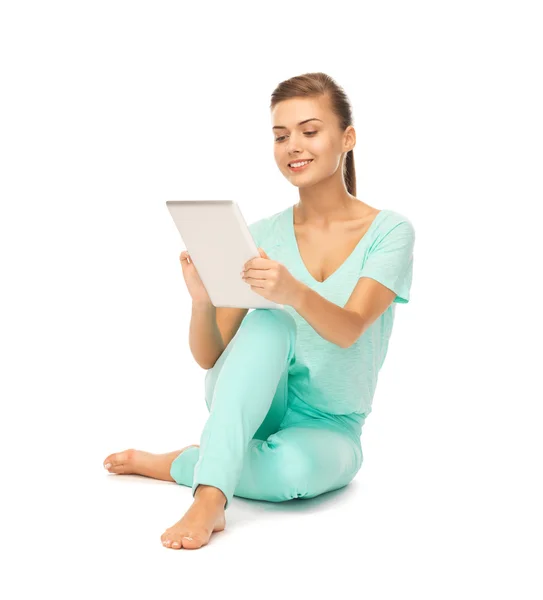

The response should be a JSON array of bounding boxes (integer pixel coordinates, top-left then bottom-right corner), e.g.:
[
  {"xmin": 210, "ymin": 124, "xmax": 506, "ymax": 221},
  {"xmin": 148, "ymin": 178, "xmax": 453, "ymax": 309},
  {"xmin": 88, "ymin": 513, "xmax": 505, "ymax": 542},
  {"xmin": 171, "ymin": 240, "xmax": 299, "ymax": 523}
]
[{"xmin": 271, "ymin": 95, "xmax": 353, "ymax": 188}]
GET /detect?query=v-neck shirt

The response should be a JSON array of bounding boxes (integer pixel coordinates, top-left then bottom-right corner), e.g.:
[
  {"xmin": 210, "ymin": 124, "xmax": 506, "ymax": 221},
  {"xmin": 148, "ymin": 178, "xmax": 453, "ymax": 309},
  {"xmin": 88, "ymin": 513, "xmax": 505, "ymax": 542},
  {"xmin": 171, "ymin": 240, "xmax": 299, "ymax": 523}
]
[
  {"xmin": 248, "ymin": 203, "xmax": 415, "ymax": 422},
  {"xmin": 288, "ymin": 205, "xmax": 385, "ymax": 285}
]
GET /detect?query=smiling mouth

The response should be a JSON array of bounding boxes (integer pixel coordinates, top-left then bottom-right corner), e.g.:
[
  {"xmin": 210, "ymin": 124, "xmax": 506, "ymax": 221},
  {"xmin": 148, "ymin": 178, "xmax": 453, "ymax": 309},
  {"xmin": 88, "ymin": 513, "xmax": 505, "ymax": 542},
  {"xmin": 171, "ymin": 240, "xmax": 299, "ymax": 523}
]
[{"xmin": 288, "ymin": 159, "xmax": 314, "ymax": 170}]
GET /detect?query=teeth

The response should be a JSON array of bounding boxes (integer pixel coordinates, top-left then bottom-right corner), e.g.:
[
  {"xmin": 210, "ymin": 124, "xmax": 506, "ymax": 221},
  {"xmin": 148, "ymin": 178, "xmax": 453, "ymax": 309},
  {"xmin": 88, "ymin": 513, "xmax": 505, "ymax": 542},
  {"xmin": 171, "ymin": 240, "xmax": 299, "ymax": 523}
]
[{"xmin": 290, "ymin": 160, "xmax": 311, "ymax": 168}]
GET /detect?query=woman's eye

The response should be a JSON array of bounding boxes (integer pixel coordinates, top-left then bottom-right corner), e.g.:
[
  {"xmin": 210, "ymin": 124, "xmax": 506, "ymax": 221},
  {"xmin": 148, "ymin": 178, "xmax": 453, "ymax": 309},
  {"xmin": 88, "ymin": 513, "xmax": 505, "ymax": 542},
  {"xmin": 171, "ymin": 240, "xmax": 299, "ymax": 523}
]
[{"xmin": 274, "ymin": 131, "xmax": 318, "ymax": 143}]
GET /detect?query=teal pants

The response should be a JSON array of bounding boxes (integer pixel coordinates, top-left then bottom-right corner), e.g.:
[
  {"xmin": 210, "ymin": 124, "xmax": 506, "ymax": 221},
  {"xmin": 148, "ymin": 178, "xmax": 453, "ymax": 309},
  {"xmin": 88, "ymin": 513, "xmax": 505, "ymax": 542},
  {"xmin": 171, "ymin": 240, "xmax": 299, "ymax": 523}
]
[{"xmin": 169, "ymin": 308, "xmax": 364, "ymax": 509}]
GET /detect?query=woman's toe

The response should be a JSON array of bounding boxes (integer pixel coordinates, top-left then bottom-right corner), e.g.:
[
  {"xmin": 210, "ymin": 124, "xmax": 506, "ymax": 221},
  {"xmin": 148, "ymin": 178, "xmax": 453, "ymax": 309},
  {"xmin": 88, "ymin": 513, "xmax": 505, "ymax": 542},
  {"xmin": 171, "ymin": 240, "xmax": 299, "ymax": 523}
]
[
  {"xmin": 104, "ymin": 450, "xmax": 136, "ymax": 473},
  {"xmin": 181, "ymin": 535, "xmax": 204, "ymax": 549}
]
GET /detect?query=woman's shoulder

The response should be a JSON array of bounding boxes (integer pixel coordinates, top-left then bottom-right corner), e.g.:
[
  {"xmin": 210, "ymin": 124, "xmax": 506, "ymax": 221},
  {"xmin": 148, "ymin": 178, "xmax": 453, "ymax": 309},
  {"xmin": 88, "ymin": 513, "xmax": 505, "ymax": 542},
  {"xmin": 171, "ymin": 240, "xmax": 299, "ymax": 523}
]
[
  {"xmin": 379, "ymin": 207, "xmax": 413, "ymax": 226},
  {"xmin": 376, "ymin": 208, "xmax": 415, "ymax": 237}
]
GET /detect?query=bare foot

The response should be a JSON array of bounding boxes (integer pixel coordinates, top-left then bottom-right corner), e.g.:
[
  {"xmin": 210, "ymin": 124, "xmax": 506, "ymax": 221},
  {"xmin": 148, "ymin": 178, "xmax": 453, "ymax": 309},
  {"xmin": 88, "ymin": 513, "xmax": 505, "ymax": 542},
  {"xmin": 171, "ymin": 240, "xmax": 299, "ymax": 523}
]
[
  {"xmin": 161, "ymin": 484, "xmax": 227, "ymax": 550},
  {"xmin": 103, "ymin": 445, "xmax": 199, "ymax": 482}
]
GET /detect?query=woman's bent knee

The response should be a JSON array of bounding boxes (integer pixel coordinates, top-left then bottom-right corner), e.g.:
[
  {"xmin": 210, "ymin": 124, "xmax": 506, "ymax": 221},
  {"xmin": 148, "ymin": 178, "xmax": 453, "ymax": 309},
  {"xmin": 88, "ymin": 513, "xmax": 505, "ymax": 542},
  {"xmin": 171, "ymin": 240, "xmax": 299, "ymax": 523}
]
[{"xmin": 243, "ymin": 309, "xmax": 297, "ymax": 357}]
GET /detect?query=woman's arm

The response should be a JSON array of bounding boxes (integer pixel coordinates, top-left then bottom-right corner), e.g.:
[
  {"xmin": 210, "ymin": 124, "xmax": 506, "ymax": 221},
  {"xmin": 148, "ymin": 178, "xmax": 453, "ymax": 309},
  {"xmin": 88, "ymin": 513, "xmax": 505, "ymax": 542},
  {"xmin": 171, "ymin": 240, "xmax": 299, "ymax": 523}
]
[
  {"xmin": 291, "ymin": 284, "xmax": 364, "ymax": 349},
  {"xmin": 189, "ymin": 302, "xmax": 225, "ymax": 369}
]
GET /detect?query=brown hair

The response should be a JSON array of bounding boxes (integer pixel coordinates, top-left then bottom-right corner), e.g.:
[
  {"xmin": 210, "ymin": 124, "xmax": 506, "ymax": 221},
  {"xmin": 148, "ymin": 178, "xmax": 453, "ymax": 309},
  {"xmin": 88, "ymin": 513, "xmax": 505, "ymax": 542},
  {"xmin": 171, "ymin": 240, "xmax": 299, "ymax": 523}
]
[{"xmin": 270, "ymin": 72, "xmax": 356, "ymax": 196}]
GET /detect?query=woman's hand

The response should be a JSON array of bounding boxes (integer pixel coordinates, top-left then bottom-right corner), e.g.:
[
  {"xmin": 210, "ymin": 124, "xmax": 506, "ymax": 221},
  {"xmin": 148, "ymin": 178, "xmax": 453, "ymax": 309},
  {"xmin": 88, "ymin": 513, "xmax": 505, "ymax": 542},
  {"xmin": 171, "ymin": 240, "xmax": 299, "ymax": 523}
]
[
  {"xmin": 179, "ymin": 250, "xmax": 213, "ymax": 306},
  {"xmin": 241, "ymin": 248, "xmax": 305, "ymax": 307}
]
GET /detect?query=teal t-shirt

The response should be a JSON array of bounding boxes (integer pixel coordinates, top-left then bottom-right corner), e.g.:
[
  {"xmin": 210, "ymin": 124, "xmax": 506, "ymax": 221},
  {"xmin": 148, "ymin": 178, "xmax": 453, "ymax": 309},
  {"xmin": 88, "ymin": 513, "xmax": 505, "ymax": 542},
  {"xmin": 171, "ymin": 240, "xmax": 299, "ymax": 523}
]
[{"xmin": 248, "ymin": 204, "xmax": 415, "ymax": 422}]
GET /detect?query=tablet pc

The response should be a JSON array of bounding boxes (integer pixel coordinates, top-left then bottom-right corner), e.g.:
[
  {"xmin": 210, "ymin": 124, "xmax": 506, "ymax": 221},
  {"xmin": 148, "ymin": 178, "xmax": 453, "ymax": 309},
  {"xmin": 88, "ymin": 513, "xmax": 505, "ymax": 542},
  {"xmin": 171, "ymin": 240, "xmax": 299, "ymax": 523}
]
[{"xmin": 166, "ymin": 200, "xmax": 284, "ymax": 310}]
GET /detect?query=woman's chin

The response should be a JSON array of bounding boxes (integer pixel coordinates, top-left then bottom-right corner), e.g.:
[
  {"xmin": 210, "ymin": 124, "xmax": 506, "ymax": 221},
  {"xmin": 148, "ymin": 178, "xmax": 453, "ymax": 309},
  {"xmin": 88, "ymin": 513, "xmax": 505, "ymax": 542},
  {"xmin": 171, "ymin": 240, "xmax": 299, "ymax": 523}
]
[{"xmin": 285, "ymin": 172, "xmax": 314, "ymax": 186}]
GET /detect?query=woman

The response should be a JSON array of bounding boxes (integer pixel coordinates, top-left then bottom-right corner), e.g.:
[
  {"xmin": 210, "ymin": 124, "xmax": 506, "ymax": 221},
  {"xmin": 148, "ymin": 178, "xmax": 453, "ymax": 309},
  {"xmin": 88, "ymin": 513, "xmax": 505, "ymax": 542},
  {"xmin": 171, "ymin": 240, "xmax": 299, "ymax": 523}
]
[{"xmin": 103, "ymin": 72, "xmax": 415, "ymax": 550}]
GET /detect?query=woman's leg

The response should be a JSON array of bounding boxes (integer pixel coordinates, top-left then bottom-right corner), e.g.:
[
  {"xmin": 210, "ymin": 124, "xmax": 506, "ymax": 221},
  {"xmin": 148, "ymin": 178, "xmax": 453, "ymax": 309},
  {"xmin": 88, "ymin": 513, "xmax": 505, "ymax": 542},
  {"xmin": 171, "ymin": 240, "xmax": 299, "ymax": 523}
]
[
  {"xmin": 170, "ymin": 307, "xmax": 297, "ymax": 509},
  {"xmin": 171, "ymin": 411, "xmax": 362, "ymax": 505},
  {"xmin": 232, "ymin": 421, "xmax": 363, "ymax": 502},
  {"xmin": 170, "ymin": 307, "xmax": 363, "ymax": 507}
]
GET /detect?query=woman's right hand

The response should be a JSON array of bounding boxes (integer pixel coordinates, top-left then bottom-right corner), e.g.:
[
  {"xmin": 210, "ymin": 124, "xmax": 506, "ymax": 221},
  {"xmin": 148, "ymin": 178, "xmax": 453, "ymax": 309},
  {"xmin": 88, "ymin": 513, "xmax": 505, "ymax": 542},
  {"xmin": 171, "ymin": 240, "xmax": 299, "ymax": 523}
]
[{"xmin": 179, "ymin": 251, "xmax": 213, "ymax": 306}]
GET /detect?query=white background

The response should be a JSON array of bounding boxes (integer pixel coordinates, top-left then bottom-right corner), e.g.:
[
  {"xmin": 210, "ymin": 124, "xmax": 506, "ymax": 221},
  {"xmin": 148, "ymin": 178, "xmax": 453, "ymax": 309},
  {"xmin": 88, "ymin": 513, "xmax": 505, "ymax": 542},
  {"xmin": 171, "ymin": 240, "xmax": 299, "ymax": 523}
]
[{"xmin": 1, "ymin": 1, "xmax": 542, "ymax": 598}]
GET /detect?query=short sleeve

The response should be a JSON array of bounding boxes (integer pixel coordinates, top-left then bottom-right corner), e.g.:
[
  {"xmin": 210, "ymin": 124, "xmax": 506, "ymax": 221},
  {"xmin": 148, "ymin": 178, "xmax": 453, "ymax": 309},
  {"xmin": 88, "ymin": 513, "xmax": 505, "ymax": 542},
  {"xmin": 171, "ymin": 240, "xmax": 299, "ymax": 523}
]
[{"xmin": 359, "ymin": 220, "xmax": 415, "ymax": 304}]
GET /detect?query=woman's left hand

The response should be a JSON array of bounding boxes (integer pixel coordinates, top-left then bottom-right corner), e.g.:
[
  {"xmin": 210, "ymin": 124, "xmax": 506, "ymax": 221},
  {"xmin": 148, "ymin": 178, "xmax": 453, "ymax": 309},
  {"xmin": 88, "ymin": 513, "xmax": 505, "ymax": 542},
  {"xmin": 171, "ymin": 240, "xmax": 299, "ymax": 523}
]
[{"xmin": 241, "ymin": 248, "xmax": 305, "ymax": 307}]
